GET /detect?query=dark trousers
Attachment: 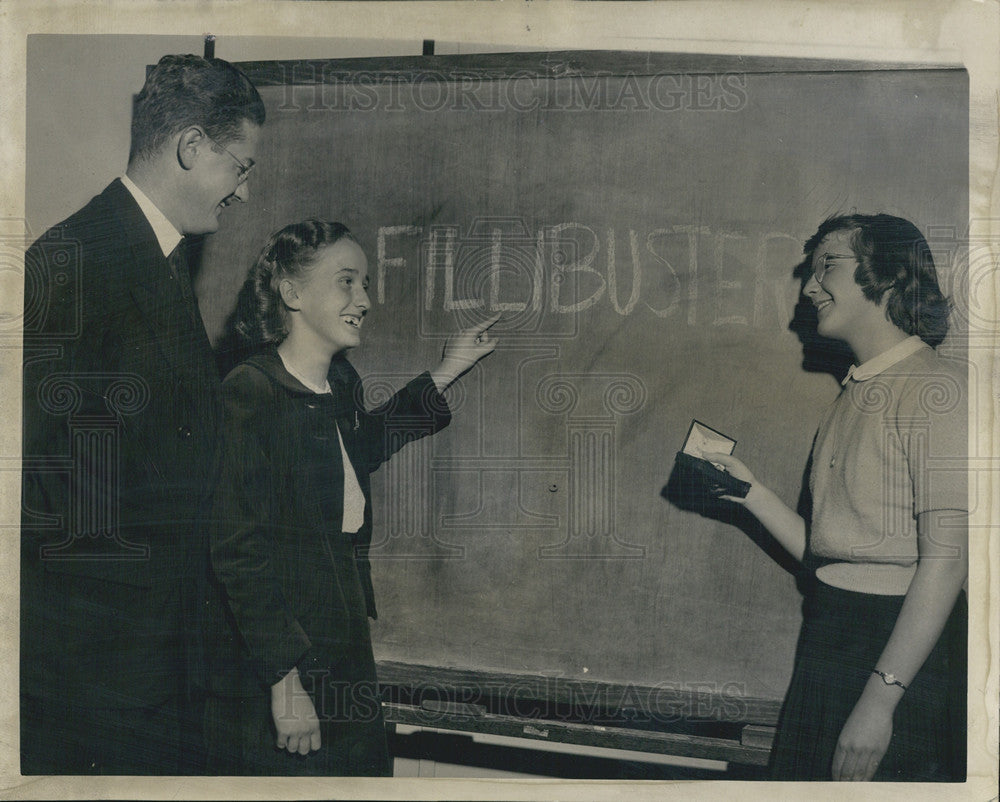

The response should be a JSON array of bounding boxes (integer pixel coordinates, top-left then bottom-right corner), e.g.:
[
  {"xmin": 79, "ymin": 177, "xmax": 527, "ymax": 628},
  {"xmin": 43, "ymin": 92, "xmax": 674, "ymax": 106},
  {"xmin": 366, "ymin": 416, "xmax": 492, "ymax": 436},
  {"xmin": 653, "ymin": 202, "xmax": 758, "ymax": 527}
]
[{"xmin": 21, "ymin": 691, "xmax": 206, "ymax": 775}]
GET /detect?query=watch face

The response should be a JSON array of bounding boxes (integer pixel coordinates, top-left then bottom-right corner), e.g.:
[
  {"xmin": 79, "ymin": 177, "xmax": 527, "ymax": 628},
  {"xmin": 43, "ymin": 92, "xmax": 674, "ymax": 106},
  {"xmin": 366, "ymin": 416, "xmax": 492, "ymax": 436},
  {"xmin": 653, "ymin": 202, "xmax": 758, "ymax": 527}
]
[{"xmin": 876, "ymin": 670, "xmax": 905, "ymax": 689}]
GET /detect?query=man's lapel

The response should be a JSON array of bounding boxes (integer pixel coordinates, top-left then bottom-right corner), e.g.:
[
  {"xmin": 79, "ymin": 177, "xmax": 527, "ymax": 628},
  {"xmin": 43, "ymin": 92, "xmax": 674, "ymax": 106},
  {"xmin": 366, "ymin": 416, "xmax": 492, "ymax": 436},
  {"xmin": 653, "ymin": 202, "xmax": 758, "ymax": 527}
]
[{"xmin": 106, "ymin": 180, "xmax": 219, "ymax": 390}]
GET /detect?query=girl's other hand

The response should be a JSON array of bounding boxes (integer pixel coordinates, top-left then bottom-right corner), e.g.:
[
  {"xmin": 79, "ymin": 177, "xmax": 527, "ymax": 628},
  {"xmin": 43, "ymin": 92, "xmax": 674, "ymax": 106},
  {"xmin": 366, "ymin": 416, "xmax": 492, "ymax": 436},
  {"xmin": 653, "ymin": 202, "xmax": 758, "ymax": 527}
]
[{"xmin": 831, "ymin": 698, "xmax": 894, "ymax": 781}]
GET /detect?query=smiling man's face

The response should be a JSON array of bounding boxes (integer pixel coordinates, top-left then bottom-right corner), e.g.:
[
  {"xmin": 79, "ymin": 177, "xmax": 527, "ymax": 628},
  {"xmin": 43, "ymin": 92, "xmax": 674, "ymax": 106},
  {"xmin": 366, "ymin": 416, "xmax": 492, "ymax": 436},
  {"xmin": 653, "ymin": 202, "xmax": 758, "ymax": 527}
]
[{"xmin": 182, "ymin": 120, "xmax": 260, "ymax": 235}]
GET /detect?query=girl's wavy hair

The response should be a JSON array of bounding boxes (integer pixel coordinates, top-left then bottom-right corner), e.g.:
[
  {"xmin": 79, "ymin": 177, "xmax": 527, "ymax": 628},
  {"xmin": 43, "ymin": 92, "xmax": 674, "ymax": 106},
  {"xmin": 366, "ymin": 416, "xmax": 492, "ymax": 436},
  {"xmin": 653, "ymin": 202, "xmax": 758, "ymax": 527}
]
[
  {"xmin": 236, "ymin": 219, "xmax": 357, "ymax": 346},
  {"xmin": 804, "ymin": 213, "xmax": 950, "ymax": 347}
]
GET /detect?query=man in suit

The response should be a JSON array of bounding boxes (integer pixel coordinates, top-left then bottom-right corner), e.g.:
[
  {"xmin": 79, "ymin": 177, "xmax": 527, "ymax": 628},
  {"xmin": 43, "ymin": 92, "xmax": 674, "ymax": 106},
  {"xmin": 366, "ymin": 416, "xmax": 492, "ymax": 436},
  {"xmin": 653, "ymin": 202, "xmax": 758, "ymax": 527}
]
[{"xmin": 21, "ymin": 53, "xmax": 265, "ymax": 775}]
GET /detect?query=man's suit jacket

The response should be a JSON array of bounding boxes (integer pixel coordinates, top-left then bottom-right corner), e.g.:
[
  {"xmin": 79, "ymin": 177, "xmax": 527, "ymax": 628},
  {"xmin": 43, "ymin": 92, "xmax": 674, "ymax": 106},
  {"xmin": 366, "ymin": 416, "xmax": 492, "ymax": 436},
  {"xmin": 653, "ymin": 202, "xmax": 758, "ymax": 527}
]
[{"xmin": 21, "ymin": 179, "xmax": 223, "ymax": 708}]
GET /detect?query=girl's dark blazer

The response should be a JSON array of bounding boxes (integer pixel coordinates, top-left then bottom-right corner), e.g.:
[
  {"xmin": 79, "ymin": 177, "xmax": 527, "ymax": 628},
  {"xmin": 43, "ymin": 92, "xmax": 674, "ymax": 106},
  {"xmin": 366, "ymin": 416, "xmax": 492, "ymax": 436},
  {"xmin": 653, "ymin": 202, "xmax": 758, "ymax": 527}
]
[
  {"xmin": 21, "ymin": 178, "xmax": 223, "ymax": 709},
  {"xmin": 205, "ymin": 350, "xmax": 451, "ymax": 697}
]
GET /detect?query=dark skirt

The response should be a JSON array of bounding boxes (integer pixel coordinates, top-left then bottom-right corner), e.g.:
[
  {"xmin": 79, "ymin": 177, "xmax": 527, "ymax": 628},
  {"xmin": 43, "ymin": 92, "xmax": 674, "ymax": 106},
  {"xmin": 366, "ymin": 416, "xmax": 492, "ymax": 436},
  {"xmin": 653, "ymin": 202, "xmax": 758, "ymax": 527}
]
[
  {"xmin": 769, "ymin": 581, "xmax": 967, "ymax": 781},
  {"xmin": 204, "ymin": 544, "xmax": 391, "ymax": 776}
]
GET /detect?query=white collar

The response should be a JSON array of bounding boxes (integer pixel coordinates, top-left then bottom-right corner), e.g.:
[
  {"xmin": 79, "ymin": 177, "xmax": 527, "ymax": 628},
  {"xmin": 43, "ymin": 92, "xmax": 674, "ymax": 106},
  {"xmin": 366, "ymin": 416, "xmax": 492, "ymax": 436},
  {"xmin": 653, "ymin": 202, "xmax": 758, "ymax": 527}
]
[
  {"xmin": 278, "ymin": 351, "xmax": 331, "ymax": 395},
  {"xmin": 842, "ymin": 335, "xmax": 929, "ymax": 385},
  {"xmin": 120, "ymin": 174, "xmax": 183, "ymax": 258}
]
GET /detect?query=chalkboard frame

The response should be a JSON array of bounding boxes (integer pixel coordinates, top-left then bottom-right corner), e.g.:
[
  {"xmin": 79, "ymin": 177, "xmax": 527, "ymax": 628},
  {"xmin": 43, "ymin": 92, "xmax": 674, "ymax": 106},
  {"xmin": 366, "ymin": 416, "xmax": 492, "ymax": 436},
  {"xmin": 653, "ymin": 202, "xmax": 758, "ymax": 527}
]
[
  {"xmin": 232, "ymin": 50, "xmax": 961, "ymax": 87},
  {"xmin": 377, "ymin": 661, "xmax": 778, "ymax": 767}
]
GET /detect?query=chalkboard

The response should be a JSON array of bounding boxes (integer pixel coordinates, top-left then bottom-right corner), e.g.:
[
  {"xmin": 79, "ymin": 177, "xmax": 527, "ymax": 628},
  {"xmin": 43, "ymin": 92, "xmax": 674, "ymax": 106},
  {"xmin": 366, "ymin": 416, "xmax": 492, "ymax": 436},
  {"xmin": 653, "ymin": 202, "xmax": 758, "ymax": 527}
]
[{"xmin": 196, "ymin": 52, "xmax": 968, "ymax": 718}]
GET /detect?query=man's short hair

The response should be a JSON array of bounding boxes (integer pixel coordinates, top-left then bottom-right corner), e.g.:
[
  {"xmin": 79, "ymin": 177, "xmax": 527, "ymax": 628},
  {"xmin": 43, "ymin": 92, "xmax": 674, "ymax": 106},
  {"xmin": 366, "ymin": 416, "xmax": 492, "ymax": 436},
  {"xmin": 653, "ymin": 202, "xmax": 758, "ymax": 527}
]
[
  {"xmin": 129, "ymin": 54, "xmax": 266, "ymax": 165},
  {"xmin": 804, "ymin": 213, "xmax": 951, "ymax": 347}
]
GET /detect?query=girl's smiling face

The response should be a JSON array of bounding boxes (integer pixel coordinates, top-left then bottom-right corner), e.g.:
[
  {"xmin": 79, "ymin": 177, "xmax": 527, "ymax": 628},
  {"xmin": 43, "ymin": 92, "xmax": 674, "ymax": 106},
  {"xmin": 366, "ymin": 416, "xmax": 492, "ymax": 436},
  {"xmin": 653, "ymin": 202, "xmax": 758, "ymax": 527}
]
[
  {"xmin": 803, "ymin": 230, "xmax": 884, "ymax": 346},
  {"xmin": 286, "ymin": 239, "xmax": 371, "ymax": 356}
]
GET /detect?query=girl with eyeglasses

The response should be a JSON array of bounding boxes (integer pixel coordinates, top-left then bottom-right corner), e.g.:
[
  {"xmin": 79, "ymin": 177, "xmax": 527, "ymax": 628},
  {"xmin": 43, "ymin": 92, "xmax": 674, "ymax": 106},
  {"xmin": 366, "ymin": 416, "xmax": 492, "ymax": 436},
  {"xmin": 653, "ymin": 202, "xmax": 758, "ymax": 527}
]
[{"xmin": 707, "ymin": 214, "xmax": 967, "ymax": 781}]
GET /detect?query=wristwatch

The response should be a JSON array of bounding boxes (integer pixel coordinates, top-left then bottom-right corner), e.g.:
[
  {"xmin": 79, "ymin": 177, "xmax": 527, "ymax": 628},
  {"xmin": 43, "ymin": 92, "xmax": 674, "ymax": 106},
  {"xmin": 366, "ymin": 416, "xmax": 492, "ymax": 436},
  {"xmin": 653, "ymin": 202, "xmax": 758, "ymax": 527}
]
[{"xmin": 872, "ymin": 669, "xmax": 908, "ymax": 691}]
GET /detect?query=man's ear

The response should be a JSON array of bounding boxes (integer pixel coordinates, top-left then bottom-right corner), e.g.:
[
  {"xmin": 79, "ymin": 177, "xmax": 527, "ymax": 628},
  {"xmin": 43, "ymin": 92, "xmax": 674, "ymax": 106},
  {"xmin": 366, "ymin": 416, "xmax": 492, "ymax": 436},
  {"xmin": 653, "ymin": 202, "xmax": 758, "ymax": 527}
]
[
  {"xmin": 278, "ymin": 278, "xmax": 301, "ymax": 311},
  {"xmin": 177, "ymin": 127, "xmax": 206, "ymax": 171}
]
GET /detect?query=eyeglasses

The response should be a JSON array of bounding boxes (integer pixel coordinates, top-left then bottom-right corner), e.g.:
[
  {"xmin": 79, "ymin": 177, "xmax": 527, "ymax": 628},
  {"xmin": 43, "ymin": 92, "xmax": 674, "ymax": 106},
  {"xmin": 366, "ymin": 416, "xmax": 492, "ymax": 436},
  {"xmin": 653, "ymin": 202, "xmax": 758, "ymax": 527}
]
[
  {"xmin": 207, "ymin": 135, "xmax": 255, "ymax": 184},
  {"xmin": 813, "ymin": 253, "xmax": 855, "ymax": 284}
]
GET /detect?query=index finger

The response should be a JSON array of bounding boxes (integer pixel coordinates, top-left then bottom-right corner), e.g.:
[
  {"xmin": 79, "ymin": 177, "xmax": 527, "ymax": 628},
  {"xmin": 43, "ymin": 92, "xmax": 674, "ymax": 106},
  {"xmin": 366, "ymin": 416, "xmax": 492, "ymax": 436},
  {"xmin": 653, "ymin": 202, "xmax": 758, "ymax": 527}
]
[{"xmin": 474, "ymin": 312, "xmax": 502, "ymax": 333}]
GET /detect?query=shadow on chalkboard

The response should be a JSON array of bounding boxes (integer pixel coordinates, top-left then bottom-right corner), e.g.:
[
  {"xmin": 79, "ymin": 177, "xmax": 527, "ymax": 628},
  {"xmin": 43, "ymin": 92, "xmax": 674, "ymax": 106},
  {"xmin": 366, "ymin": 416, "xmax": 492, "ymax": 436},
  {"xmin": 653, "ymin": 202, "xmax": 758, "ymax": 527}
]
[
  {"xmin": 661, "ymin": 454, "xmax": 817, "ymax": 597},
  {"xmin": 661, "ymin": 462, "xmax": 800, "ymax": 580}
]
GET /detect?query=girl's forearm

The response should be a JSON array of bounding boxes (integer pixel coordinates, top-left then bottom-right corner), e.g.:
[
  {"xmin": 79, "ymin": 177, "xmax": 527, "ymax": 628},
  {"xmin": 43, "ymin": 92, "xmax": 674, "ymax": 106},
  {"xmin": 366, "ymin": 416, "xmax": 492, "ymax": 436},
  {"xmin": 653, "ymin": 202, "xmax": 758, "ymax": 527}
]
[
  {"xmin": 742, "ymin": 482, "xmax": 807, "ymax": 562},
  {"xmin": 854, "ymin": 511, "xmax": 967, "ymax": 716}
]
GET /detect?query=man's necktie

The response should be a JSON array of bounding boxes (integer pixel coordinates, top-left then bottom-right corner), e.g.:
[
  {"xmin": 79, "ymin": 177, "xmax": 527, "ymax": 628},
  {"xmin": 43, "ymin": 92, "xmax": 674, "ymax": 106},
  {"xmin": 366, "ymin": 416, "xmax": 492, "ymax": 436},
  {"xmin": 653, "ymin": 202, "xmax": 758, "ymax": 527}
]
[{"xmin": 168, "ymin": 238, "xmax": 199, "ymax": 324}]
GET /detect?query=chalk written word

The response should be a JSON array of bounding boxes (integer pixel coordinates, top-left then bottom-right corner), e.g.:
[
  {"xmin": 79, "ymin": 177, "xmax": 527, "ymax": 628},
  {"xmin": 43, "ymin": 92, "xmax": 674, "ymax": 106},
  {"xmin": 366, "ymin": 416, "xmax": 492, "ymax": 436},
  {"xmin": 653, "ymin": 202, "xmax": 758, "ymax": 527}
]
[{"xmin": 376, "ymin": 222, "xmax": 803, "ymax": 330}]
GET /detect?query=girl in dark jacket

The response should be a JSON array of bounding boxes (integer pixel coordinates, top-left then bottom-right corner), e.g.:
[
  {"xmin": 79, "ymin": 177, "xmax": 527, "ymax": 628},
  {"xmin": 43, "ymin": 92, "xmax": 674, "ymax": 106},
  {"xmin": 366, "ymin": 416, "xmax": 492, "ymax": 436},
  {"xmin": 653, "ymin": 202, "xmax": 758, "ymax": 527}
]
[{"xmin": 205, "ymin": 220, "xmax": 498, "ymax": 774}]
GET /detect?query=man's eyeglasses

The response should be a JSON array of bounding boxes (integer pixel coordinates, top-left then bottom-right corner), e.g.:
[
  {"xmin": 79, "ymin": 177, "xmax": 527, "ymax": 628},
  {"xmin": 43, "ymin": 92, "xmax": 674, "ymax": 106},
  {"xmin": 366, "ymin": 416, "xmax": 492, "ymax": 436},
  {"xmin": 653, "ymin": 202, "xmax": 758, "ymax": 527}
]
[
  {"xmin": 207, "ymin": 135, "xmax": 255, "ymax": 184},
  {"xmin": 813, "ymin": 253, "xmax": 855, "ymax": 284}
]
